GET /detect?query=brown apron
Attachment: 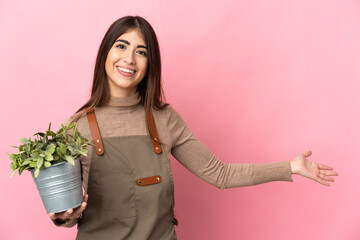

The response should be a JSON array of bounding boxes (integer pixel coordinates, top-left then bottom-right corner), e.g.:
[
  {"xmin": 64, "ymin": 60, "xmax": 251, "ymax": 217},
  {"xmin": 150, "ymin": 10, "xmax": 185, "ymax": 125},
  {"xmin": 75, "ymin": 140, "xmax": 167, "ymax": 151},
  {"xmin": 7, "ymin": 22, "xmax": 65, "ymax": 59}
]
[{"xmin": 76, "ymin": 109, "xmax": 177, "ymax": 240}]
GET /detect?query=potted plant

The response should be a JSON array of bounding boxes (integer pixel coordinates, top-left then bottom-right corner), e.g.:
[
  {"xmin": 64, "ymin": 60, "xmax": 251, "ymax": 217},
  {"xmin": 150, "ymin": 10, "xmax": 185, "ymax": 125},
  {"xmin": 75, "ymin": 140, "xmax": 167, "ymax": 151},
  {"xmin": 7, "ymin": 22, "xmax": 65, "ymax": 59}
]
[{"xmin": 8, "ymin": 122, "xmax": 93, "ymax": 213}]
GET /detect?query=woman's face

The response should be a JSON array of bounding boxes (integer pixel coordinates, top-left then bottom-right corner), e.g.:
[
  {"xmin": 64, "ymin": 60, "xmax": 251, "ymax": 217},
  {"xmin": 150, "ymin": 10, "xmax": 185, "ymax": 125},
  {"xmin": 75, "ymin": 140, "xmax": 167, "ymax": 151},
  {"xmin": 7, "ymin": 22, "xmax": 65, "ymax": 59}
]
[{"xmin": 105, "ymin": 28, "xmax": 148, "ymax": 97}]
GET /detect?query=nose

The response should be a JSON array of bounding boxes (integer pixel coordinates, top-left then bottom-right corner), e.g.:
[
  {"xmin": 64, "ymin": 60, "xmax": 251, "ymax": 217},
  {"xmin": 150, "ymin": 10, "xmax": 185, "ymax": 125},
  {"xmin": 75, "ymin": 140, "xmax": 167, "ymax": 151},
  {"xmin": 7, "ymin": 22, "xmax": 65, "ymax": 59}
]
[{"xmin": 123, "ymin": 50, "xmax": 135, "ymax": 65}]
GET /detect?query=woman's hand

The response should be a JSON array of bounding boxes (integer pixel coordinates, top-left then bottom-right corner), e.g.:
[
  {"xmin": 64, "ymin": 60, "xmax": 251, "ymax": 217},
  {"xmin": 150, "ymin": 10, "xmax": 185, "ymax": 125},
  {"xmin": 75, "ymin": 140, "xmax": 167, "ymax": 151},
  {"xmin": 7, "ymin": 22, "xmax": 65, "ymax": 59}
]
[
  {"xmin": 290, "ymin": 150, "xmax": 338, "ymax": 186},
  {"xmin": 49, "ymin": 194, "xmax": 89, "ymax": 224}
]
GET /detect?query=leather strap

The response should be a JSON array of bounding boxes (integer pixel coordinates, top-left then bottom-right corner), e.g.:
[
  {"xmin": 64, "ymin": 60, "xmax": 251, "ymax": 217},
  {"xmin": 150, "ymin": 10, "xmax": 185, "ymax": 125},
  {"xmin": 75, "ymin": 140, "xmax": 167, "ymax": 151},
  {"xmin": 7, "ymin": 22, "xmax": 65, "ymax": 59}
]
[
  {"xmin": 136, "ymin": 175, "xmax": 162, "ymax": 186},
  {"xmin": 86, "ymin": 107, "xmax": 161, "ymax": 155},
  {"xmin": 147, "ymin": 109, "xmax": 162, "ymax": 154},
  {"xmin": 86, "ymin": 110, "xmax": 104, "ymax": 156}
]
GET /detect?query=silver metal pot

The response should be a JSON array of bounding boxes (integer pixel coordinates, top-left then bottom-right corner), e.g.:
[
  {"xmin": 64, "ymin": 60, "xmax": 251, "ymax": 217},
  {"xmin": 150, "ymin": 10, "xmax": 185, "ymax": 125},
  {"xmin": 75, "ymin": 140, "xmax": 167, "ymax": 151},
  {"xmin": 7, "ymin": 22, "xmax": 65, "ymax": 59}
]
[{"xmin": 31, "ymin": 158, "xmax": 83, "ymax": 213}]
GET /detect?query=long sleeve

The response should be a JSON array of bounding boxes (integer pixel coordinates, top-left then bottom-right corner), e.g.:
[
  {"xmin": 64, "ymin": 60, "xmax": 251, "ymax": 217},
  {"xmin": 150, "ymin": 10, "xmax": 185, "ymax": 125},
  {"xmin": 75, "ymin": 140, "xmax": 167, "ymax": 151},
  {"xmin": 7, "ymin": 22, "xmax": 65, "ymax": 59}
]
[{"xmin": 166, "ymin": 105, "xmax": 293, "ymax": 190}]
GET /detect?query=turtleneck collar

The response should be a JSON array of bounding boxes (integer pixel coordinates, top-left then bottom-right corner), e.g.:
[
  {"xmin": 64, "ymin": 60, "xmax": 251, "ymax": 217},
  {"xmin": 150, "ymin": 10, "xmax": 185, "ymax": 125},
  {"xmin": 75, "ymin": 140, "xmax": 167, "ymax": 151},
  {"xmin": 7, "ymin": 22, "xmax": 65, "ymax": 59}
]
[{"xmin": 106, "ymin": 92, "xmax": 142, "ymax": 107}]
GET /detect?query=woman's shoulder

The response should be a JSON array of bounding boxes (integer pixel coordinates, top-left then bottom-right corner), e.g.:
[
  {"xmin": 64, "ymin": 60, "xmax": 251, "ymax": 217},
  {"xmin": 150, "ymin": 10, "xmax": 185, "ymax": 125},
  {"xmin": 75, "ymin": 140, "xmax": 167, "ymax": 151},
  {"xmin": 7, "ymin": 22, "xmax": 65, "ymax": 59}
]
[
  {"xmin": 153, "ymin": 102, "xmax": 186, "ymax": 125},
  {"xmin": 62, "ymin": 111, "xmax": 85, "ymax": 125},
  {"xmin": 61, "ymin": 110, "xmax": 90, "ymax": 134},
  {"xmin": 155, "ymin": 102, "xmax": 175, "ymax": 116}
]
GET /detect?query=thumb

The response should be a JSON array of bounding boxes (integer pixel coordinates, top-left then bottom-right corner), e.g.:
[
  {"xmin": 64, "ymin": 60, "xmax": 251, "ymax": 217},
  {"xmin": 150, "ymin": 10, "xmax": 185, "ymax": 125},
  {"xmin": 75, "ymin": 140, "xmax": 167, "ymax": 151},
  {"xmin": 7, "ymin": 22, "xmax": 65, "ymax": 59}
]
[{"xmin": 302, "ymin": 150, "xmax": 312, "ymax": 158}]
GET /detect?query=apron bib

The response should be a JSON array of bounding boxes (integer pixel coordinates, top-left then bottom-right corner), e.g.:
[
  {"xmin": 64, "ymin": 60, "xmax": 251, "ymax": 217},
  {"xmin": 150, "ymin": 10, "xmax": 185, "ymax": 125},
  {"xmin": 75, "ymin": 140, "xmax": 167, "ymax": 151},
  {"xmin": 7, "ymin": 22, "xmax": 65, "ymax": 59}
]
[{"xmin": 76, "ymin": 109, "xmax": 177, "ymax": 240}]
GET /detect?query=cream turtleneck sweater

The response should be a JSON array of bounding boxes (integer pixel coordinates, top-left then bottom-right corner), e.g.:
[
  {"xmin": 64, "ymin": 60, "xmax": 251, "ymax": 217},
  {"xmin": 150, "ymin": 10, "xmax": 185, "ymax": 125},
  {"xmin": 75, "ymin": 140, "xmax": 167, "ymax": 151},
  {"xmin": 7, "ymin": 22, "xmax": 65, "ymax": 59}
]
[
  {"xmin": 56, "ymin": 92, "xmax": 293, "ymax": 227},
  {"xmin": 67, "ymin": 91, "xmax": 293, "ymax": 192}
]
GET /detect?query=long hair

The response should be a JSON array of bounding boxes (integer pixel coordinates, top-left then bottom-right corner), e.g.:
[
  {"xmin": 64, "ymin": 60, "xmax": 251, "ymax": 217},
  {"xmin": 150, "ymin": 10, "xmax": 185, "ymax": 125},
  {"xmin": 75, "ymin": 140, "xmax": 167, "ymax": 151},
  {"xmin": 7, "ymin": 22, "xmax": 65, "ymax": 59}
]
[{"xmin": 72, "ymin": 16, "xmax": 167, "ymax": 135}]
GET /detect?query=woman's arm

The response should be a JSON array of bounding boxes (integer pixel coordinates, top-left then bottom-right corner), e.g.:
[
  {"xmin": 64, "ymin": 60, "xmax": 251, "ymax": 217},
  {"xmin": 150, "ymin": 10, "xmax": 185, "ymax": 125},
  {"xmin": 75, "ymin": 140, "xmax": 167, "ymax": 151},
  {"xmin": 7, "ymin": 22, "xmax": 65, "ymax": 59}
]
[{"xmin": 165, "ymin": 105, "xmax": 337, "ymax": 189}]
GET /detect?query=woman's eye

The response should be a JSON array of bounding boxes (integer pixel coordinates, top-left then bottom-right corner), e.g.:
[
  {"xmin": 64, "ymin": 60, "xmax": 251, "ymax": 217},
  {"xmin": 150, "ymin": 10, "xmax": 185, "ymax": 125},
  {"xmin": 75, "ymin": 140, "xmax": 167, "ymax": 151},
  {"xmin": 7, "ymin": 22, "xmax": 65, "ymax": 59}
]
[
  {"xmin": 137, "ymin": 50, "xmax": 147, "ymax": 57},
  {"xmin": 116, "ymin": 44, "xmax": 125, "ymax": 49}
]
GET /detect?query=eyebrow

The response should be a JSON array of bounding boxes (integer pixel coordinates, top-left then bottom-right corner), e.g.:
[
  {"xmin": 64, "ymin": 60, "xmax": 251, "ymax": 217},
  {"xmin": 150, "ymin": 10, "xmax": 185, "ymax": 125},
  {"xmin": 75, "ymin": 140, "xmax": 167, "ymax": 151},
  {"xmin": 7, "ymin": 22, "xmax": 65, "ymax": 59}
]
[{"xmin": 115, "ymin": 39, "xmax": 148, "ymax": 49}]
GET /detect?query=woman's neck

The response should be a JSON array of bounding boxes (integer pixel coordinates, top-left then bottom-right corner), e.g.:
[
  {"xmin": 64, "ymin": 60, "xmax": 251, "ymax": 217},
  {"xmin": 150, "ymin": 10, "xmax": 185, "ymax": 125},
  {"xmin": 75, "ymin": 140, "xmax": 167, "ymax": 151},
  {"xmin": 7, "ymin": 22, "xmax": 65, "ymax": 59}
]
[{"xmin": 106, "ymin": 91, "xmax": 141, "ymax": 107}]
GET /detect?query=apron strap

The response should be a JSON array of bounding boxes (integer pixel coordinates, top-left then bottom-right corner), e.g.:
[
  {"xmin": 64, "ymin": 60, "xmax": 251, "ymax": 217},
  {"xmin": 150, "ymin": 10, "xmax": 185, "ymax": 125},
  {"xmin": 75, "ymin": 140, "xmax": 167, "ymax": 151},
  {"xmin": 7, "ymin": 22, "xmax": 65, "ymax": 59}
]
[
  {"xmin": 147, "ymin": 109, "xmax": 162, "ymax": 154},
  {"xmin": 86, "ymin": 110, "xmax": 105, "ymax": 156},
  {"xmin": 86, "ymin": 107, "xmax": 162, "ymax": 155}
]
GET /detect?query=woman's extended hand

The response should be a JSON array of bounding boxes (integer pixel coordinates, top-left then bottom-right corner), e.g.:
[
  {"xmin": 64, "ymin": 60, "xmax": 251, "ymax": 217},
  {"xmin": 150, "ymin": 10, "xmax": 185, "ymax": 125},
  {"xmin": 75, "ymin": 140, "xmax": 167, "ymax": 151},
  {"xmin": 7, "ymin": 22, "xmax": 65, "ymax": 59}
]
[
  {"xmin": 290, "ymin": 151, "xmax": 338, "ymax": 186},
  {"xmin": 49, "ymin": 194, "xmax": 89, "ymax": 224}
]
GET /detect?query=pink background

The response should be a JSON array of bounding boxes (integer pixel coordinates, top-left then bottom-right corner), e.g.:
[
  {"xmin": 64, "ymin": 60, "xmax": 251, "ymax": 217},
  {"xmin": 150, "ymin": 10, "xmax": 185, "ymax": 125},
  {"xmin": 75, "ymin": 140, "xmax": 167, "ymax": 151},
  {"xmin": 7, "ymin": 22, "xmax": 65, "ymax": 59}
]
[{"xmin": 1, "ymin": 0, "xmax": 359, "ymax": 239}]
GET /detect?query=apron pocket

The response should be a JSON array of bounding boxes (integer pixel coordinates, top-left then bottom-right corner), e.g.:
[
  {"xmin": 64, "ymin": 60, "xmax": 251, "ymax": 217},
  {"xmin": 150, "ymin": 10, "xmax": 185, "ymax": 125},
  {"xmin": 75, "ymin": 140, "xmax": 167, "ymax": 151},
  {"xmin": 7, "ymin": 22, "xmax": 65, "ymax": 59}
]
[{"xmin": 99, "ymin": 169, "xmax": 136, "ymax": 219}]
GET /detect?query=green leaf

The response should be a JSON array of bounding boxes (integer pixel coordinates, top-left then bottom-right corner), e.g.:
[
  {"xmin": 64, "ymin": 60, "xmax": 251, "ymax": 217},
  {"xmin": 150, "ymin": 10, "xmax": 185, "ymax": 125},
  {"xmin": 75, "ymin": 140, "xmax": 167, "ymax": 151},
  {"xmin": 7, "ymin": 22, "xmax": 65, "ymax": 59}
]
[
  {"xmin": 56, "ymin": 147, "xmax": 62, "ymax": 156},
  {"xmin": 48, "ymin": 122, "xmax": 52, "ymax": 131},
  {"xmin": 25, "ymin": 145, "xmax": 31, "ymax": 154},
  {"xmin": 10, "ymin": 169, "xmax": 18, "ymax": 178},
  {"xmin": 37, "ymin": 157, "xmax": 44, "ymax": 169},
  {"xmin": 68, "ymin": 122, "xmax": 77, "ymax": 130},
  {"xmin": 33, "ymin": 132, "xmax": 45, "ymax": 137},
  {"xmin": 22, "ymin": 159, "xmax": 32, "ymax": 165},
  {"xmin": 78, "ymin": 150, "xmax": 88, "ymax": 156},
  {"xmin": 76, "ymin": 137, "xmax": 81, "ymax": 147},
  {"xmin": 46, "ymin": 130, "xmax": 56, "ymax": 137},
  {"xmin": 9, "ymin": 154, "xmax": 17, "ymax": 161},
  {"xmin": 19, "ymin": 138, "xmax": 31, "ymax": 144},
  {"xmin": 30, "ymin": 152, "xmax": 39, "ymax": 158},
  {"xmin": 60, "ymin": 143, "xmax": 66, "ymax": 155},
  {"xmin": 34, "ymin": 168, "xmax": 40, "ymax": 178},
  {"xmin": 67, "ymin": 146, "xmax": 76, "ymax": 155},
  {"xmin": 44, "ymin": 161, "xmax": 51, "ymax": 168},
  {"xmin": 29, "ymin": 162, "xmax": 37, "ymax": 168},
  {"xmin": 44, "ymin": 151, "xmax": 54, "ymax": 161},
  {"xmin": 65, "ymin": 155, "xmax": 75, "ymax": 166},
  {"xmin": 46, "ymin": 145, "xmax": 56, "ymax": 154},
  {"xmin": 72, "ymin": 127, "xmax": 76, "ymax": 138},
  {"xmin": 9, "ymin": 145, "xmax": 19, "ymax": 148},
  {"xmin": 57, "ymin": 128, "xmax": 63, "ymax": 134},
  {"xmin": 35, "ymin": 144, "xmax": 44, "ymax": 150}
]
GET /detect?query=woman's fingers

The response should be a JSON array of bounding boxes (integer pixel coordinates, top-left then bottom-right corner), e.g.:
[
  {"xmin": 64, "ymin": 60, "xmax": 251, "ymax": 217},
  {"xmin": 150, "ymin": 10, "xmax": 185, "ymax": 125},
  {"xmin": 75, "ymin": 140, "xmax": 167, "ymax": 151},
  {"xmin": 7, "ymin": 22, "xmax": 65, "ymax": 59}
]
[
  {"xmin": 64, "ymin": 209, "xmax": 74, "ymax": 218},
  {"xmin": 55, "ymin": 209, "xmax": 73, "ymax": 221},
  {"xmin": 316, "ymin": 163, "xmax": 338, "ymax": 187},
  {"xmin": 319, "ymin": 169, "xmax": 338, "ymax": 176},
  {"xmin": 71, "ymin": 202, "xmax": 87, "ymax": 218},
  {"xmin": 49, "ymin": 212, "xmax": 57, "ymax": 220},
  {"xmin": 48, "ymin": 209, "xmax": 72, "ymax": 222},
  {"xmin": 302, "ymin": 150, "xmax": 312, "ymax": 158},
  {"xmin": 49, "ymin": 194, "xmax": 89, "ymax": 222},
  {"xmin": 319, "ymin": 164, "xmax": 334, "ymax": 170},
  {"xmin": 84, "ymin": 194, "xmax": 89, "ymax": 203},
  {"xmin": 71, "ymin": 193, "xmax": 89, "ymax": 217},
  {"xmin": 49, "ymin": 207, "xmax": 82, "ymax": 222},
  {"xmin": 317, "ymin": 179, "xmax": 331, "ymax": 187},
  {"xmin": 319, "ymin": 174, "xmax": 335, "ymax": 182}
]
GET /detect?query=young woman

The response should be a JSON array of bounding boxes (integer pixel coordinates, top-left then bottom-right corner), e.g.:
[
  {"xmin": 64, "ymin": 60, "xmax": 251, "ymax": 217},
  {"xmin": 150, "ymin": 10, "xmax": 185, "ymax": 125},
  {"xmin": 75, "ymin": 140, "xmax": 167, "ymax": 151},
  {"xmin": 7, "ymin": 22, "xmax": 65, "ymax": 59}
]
[{"xmin": 49, "ymin": 16, "xmax": 338, "ymax": 240}]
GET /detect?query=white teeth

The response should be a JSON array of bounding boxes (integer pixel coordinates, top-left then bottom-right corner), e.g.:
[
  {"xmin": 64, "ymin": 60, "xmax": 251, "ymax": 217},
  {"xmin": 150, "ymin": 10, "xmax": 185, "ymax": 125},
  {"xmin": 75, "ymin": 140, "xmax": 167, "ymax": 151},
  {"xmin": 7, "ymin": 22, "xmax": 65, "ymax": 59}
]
[{"xmin": 117, "ymin": 67, "xmax": 134, "ymax": 74}]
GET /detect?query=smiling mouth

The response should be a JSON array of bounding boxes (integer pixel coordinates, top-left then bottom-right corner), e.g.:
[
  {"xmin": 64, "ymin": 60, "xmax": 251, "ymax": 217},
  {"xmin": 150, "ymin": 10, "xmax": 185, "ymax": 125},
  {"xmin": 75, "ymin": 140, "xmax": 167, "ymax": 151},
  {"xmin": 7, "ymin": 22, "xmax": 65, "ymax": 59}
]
[{"xmin": 117, "ymin": 66, "xmax": 135, "ymax": 74}]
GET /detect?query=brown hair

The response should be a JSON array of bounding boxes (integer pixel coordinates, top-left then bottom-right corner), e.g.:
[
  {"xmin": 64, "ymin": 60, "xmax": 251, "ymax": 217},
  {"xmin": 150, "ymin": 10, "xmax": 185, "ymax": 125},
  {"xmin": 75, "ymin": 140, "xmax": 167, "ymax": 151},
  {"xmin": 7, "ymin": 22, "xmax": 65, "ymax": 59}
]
[{"xmin": 71, "ymin": 16, "xmax": 167, "ymax": 137}]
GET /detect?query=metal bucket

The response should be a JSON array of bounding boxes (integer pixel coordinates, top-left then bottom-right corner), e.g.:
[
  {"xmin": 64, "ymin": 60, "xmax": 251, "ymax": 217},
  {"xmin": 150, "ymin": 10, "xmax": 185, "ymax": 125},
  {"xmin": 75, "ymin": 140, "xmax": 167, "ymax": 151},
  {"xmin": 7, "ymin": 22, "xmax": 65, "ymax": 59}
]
[{"xmin": 31, "ymin": 158, "xmax": 83, "ymax": 213}]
